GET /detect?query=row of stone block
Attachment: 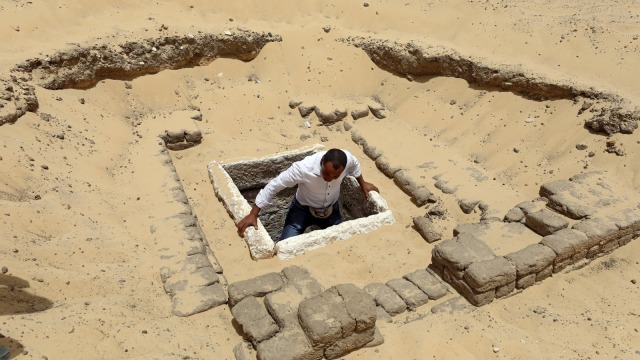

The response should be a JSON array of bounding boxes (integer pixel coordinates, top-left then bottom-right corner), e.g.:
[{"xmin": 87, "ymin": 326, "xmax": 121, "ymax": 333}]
[
  {"xmin": 351, "ymin": 130, "xmax": 437, "ymax": 206},
  {"xmin": 228, "ymin": 266, "xmax": 382, "ymax": 360},
  {"xmin": 155, "ymin": 148, "xmax": 227, "ymax": 316},
  {"xmin": 364, "ymin": 268, "xmax": 449, "ymax": 317},
  {"xmin": 289, "ymin": 99, "xmax": 387, "ymax": 124},
  {"xmin": 432, "ymin": 173, "xmax": 640, "ymax": 306}
]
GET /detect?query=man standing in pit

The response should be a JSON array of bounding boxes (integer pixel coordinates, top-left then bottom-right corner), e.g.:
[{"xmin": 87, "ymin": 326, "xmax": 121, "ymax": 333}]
[{"xmin": 236, "ymin": 148, "xmax": 379, "ymax": 241}]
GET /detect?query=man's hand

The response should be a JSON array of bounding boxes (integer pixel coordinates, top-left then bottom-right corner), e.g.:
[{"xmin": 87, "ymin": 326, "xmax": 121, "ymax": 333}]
[
  {"xmin": 360, "ymin": 181, "xmax": 379, "ymax": 198},
  {"xmin": 236, "ymin": 205, "xmax": 261, "ymax": 236}
]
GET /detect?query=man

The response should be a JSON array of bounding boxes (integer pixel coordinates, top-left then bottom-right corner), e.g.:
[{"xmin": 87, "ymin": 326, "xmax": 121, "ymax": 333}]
[{"xmin": 236, "ymin": 148, "xmax": 379, "ymax": 240}]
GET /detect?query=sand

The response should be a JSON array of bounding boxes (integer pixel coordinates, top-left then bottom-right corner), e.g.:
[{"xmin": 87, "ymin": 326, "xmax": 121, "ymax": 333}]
[{"xmin": 1, "ymin": 0, "xmax": 639, "ymax": 359}]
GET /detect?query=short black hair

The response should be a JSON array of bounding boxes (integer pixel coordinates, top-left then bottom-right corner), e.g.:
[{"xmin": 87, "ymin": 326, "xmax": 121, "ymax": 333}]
[{"xmin": 322, "ymin": 149, "xmax": 347, "ymax": 169}]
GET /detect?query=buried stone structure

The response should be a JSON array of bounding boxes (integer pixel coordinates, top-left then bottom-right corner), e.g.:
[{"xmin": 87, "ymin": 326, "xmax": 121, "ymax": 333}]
[
  {"xmin": 208, "ymin": 144, "xmax": 394, "ymax": 260},
  {"xmin": 432, "ymin": 171, "xmax": 640, "ymax": 306}
]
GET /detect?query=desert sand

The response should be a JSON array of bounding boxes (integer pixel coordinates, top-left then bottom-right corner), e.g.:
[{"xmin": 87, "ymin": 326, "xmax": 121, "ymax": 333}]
[{"xmin": 1, "ymin": 0, "xmax": 639, "ymax": 359}]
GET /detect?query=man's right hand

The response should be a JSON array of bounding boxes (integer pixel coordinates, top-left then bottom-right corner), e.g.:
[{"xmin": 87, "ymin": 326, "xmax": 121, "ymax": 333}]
[{"xmin": 236, "ymin": 205, "xmax": 261, "ymax": 236}]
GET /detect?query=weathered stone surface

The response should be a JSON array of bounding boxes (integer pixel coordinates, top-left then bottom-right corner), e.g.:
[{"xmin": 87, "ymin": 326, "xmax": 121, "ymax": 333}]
[
  {"xmin": 386, "ymin": 278, "xmax": 429, "ymax": 309},
  {"xmin": 443, "ymin": 268, "xmax": 495, "ymax": 306},
  {"xmin": 375, "ymin": 306, "xmax": 392, "ymax": 323},
  {"xmin": 539, "ymin": 180, "xmax": 575, "ymax": 198},
  {"xmin": 546, "ymin": 193, "xmax": 598, "ymax": 220},
  {"xmin": 394, "ymin": 171, "xmax": 436, "ymax": 206},
  {"xmin": 362, "ymin": 142, "xmax": 382, "ymax": 160},
  {"xmin": 571, "ymin": 217, "xmax": 619, "ymax": 244},
  {"xmin": 431, "ymin": 296, "xmax": 477, "ymax": 314},
  {"xmin": 233, "ymin": 341, "xmax": 256, "ymax": 360},
  {"xmin": 516, "ymin": 273, "xmax": 536, "ymax": 289},
  {"xmin": 264, "ymin": 286, "xmax": 303, "ymax": 329},
  {"xmin": 516, "ymin": 199, "xmax": 548, "ymax": 215},
  {"xmin": 495, "ymin": 281, "xmax": 515, "ymax": 298},
  {"xmin": 504, "ymin": 206, "xmax": 525, "ymax": 223},
  {"xmin": 163, "ymin": 267, "xmax": 219, "ymax": 295},
  {"xmin": 525, "ymin": 208, "xmax": 569, "ymax": 236},
  {"xmin": 403, "ymin": 269, "xmax": 448, "ymax": 300},
  {"xmin": 228, "ymin": 272, "xmax": 285, "ymax": 307},
  {"xmin": 607, "ymin": 208, "xmax": 640, "ymax": 232},
  {"xmin": 298, "ymin": 105, "xmax": 316, "ymax": 118},
  {"xmin": 351, "ymin": 107, "xmax": 369, "ymax": 120},
  {"xmin": 540, "ymin": 228, "xmax": 591, "ymax": 261},
  {"xmin": 256, "ymin": 325, "xmax": 323, "ymax": 360},
  {"xmin": 459, "ymin": 199, "xmax": 481, "ymax": 214},
  {"xmin": 536, "ymin": 265, "xmax": 553, "ymax": 282},
  {"xmin": 434, "ymin": 179, "xmax": 458, "ymax": 194},
  {"xmin": 363, "ymin": 283, "xmax": 407, "ymax": 316},
  {"xmin": 413, "ymin": 217, "xmax": 442, "ymax": 243},
  {"xmin": 324, "ymin": 327, "xmax": 375, "ymax": 360},
  {"xmin": 289, "ymin": 100, "xmax": 302, "ymax": 109},
  {"xmin": 463, "ymin": 257, "xmax": 516, "ymax": 292},
  {"xmin": 171, "ymin": 282, "xmax": 228, "ymax": 317},
  {"xmin": 334, "ymin": 284, "xmax": 376, "ymax": 332},
  {"xmin": 375, "ymin": 155, "xmax": 400, "ymax": 178},
  {"xmin": 315, "ymin": 108, "xmax": 348, "ymax": 124},
  {"xmin": 364, "ymin": 327, "xmax": 385, "ymax": 348},
  {"xmin": 298, "ymin": 288, "xmax": 356, "ymax": 347},
  {"xmin": 281, "ymin": 265, "xmax": 323, "ymax": 299},
  {"xmin": 505, "ymin": 244, "xmax": 556, "ymax": 277},
  {"xmin": 368, "ymin": 104, "xmax": 386, "ymax": 119},
  {"xmin": 432, "ymin": 233, "xmax": 496, "ymax": 272},
  {"xmin": 231, "ymin": 296, "xmax": 279, "ymax": 344}
]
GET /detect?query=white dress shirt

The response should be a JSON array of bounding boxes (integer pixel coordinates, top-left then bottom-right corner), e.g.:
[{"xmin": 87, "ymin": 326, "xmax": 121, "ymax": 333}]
[{"xmin": 254, "ymin": 150, "xmax": 362, "ymax": 209}]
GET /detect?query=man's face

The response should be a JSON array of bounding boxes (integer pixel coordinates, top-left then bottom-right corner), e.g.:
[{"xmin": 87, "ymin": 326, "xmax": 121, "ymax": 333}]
[{"xmin": 320, "ymin": 161, "xmax": 345, "ymax": 182}]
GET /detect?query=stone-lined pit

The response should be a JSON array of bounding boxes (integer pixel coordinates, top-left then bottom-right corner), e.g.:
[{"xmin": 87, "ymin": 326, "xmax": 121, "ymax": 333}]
[{"xmin": 208, "ymin": 145, "xmax": 394, "ymax": 260}]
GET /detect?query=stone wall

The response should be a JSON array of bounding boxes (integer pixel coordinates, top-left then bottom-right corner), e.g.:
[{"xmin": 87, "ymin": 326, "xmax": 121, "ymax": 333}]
[{"xmin": 432, "ymin": 171, "xmax": 640, "ymax": 306}]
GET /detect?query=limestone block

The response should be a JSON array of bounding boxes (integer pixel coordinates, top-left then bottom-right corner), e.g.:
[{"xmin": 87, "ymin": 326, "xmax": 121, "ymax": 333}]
[
  {"xmin": 362, "ymin": 142, "xmax": 382, "ymax": 160},
  {"xmin": 233, "ymin": 341, "xmax": 256, "ymax": 360},
  {"xmin": 403, "ymin": 269, "xmax": 448, "ymax": 300},
  {"xmin": 434, "ymin": 179, "xmax": 458, "ymax": 194},
  {"xmin": 572, "ymin": 217, "xmax": 619, "ymax": 244},
  {"xmin": 386, "ymin": 278, "xmax": 429, "ymax": 310},
  {"xmin": 256, "ymin": 325, "xmax": 323, "ymax": 360},
  {"xmin": 539, "ymin": 179, "xmax": 576, "ymax": 198},
  {"xmin": 516, "ymin": 199, "xmax": 548, "ymax": 215},
  {"xmin": 516, "ymin": 273, "xmax": 536, "ymax": 289},
  {"xmin": 363, "ymin": 283, "xmax": 407, "ymax": 316},
  {"xmin": 535, "ymin": 265, "xmax": 553, "ymax": 282},
  {"xmin": 350, "ymin": 130, "xmax": 365, "ymax": 145},
  {"xmin": 375, "ymin": 306, "xmax": 392, "ymax": 323},
  {"xmin": 413, "ymin": 217, "xmax": 442, "ymax": 243},
  {"xmin": 364, "ymin": 327, "xmax": 385, "ymax": 348},
  {"xmin": 163, "ymin": 267, "xmax": 220, "ymax": 296},
  {"xmin": 368, "ymin": 104, "xmax": 386, "ymax": 119},
  {"xmin": 525, "ymin": 208, "xmax": 569, "ymax": 236},
  {"xmin": 607, "ymin": 208, "xmax": 640, "ymax": 233},
  {"xmin": 231, "ymin": 296, "xmax": 279, "ymax": 344},
  {"xmin": 442, "ymin": 268, "xmax": 495, "ymax": 307},
  {"xmin": 505, "ymin": 244, "xmax": 556, "ymax": 277},
  {"xmin": 540, "ymin": 228, "xmax": 591, "ymax": 263},
  {"xmin": 586, "ymin": 245, "xmax": 601, "ymax": 259},
  {"xmin": 298, "ymin": 105, "xmax": 316, "ymax": 118},
  {"xmin": 315, "ymin": 108, "xmax": 348, "ymax": 125},
  {"xmin": 546, "ymin": 193, "xmax": 597, "ymax": 220},
  {"xmin": 171, "ymin": 282, "xmax": 228, "ymax": 317},
  {"xmin": 334, "ymin": 284, "xmax": 376, "ymax": 332},
  {"xmin": 375, "ymin": 155, "xmax": 400, "ymax": 178},
  {"xmin": 463, "ymin": 257, "xmax": 516, "ymax": 292},
  {"xmin": 495, "ymin": 281, "xmax": 515, "ymax": 298},
  {"xmin": 228, "ymin": 272, "xmax": 285, "ymax": 307},
  {"xmin": 281, "ymin": 265, "xmax": 323, "ymax": 299},
  {"xmin": 393, "ymin": 171, "xmax": 436, "ymax": 205},
  {"xmin": 459, "ymin": 199, "xmax": 481, "ymax": 214},
  {"xmin": 298, "ymin": 288, "xmax": 356, "ymax": 347},
  {"xmin": 504, "ymin": 206, "xmax": 525, "ymax": 223},
  {"xmin": 264, "ymin": 286, "xmax": 304, "ymax": 329},
  {"xmin": 351, "ymin": 107, "xmax": 369, "ymax": 120},
  {"xmin": 324, "ymin": 327, "xmax": 375, "ymax": 360},
  {"xmin": 432, "ymin": 233, "xmax": 496, "ymax": 272}
]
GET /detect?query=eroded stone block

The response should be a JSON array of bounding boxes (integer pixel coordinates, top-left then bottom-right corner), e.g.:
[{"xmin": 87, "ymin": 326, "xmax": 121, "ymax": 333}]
[
  {"xmin": 231, "ymin": 296, "xmax": 279, "ymax": 344},
  {"xmin": 463, "ymin": 257, "xmax": 516, "ymax": 293},
  {"xmin": 525, "ymin": 208, "xmax": 569, "ymax": 236},
  {"xmin": 413, "ymin": 217, "xmax": 442, "ymax": 243},
  {"xmin": 572, "ymin": 217, "xmax": 619, "ymax": 244},
  {"xmin": 432, "ymin": 233, "xmax": 496, "ymax": 272},
  {"xmin": 505, "ymin": 244, "xmax": 556, "ymax": 277},
  {"xmin": 281, "ymin": 265, "xmax": 323, "ymax": 299},
  {"xmin": 386, "ymin": 278, "xmax": 429, "ymax": 310},
  {"xmin": 540, "ymin": 228, "xmax": 591, "ymax": 262},
  {"xmin": 443, "ymin": 268, "xmax": 495, "ymax": 306},
  {"xmin": 324, "ymin": 327, "xmax": 375, "ymax": 360},
  {"xmin": 228, "ymin": 272, "xmax": 285, "ymax": 307},
  {"xmin": 264, "ymin": 286, "xmax": 304, "ymax": 330},
  {"xmin": 334, "ymin": 284, "xmax": 376, "ymax": 332},
  {"xmin": 403, "ymin": 269, "xmax": 448, "ymax": 300},
  {"xmin": 171, "ymin": 282, "xmax": 228, "ymax": 317},
  {"xmin": 363, "ymin": 283, "xmax": 407, "ymax": 316},
  {"xmin": 256, "ymin": 325, "xmax": 323, "ymax": 360},
  {"xmin": 298, "ymin": 288, "xmax": 355, "ymax": 347}
]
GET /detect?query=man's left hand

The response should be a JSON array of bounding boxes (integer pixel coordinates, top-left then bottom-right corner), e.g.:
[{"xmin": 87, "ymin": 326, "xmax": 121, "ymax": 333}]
[{"xmin": 361, "ymin": 181, "xmax": 379, "ymax": 198}]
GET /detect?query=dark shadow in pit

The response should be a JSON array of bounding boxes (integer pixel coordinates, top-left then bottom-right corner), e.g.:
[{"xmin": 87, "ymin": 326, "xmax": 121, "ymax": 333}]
[{"xmin": 0, "ymin": 274, "xmax": 54, "ymax": 315}]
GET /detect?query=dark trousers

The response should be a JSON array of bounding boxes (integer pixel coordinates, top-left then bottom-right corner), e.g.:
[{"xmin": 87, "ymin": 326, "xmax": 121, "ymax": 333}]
[{"xmin": 279, "ymin": 197, "xmax": 342, "ymax": 241}]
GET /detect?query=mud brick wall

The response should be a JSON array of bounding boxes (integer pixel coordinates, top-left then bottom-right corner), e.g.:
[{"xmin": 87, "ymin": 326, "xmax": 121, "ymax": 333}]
[{"xmin": 432, "ymin": 171, "xmax": 640, "ymax": 306}]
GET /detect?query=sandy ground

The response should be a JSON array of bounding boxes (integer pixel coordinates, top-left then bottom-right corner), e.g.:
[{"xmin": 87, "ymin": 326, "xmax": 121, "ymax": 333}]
[{"xmin": 1, "ymin": 0, "xmax": 640, "ymax": 359}]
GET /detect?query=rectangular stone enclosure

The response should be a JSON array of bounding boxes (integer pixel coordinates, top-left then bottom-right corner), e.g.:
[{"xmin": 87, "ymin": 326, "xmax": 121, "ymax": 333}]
[{"xmin": 208, "ymin": 145, "xmax": 394, "ymax": 260}]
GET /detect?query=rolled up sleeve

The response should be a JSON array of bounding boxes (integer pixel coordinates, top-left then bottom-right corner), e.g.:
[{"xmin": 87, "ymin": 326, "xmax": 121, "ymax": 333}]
[{"xmin": 254, "ymin": 163, "xmax": 303, "ymax": 209}]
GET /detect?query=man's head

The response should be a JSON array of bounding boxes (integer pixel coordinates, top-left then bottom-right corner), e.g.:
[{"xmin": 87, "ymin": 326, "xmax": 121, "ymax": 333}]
[{"xmin": 320, "ymin": 149, "xmax": 347, "ymax": 182}]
